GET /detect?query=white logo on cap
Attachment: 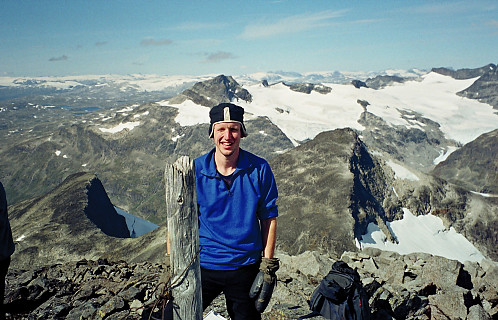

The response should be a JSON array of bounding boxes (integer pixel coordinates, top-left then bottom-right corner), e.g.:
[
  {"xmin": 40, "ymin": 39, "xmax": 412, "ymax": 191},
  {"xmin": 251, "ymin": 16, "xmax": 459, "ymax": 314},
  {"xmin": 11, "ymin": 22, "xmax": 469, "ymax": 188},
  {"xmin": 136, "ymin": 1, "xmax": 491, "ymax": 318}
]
[{"xmin": 223, "ymin": 107, "xmax": 231, "ymax": 121}]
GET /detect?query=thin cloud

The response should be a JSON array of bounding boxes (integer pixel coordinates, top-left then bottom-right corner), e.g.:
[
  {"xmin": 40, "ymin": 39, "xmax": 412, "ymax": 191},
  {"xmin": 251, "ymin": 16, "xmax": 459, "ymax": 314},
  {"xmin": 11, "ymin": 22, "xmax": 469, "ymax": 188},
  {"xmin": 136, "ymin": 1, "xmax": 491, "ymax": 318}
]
[
  {"xmin": 202, "ymin": 51, "xmax": 237, "ymax": 63},
  {"xmin": 488, "ymin": 19, "xmax": 498, "ymax": 34},
  {"xmin": 173, "ymin": 21, "xmax": 225, "ymax": 31},
  {"xmin": 49, "ymin": 55, "xmax": 68, "ymax": 62},
  {"xmin": 140, "ymin": 38, "xmax": 173, "ymax": 46},
  {"xmin": 95, "ymin": 41, "xmax": 108, "ymax": 47},
  {"xmin": 405, "ymin": 1, "xmax": 484, "ymax": 15},
  {"xmin": 488, "ymin": 19, "xmax": 498, "ymax": 27},
  {"xmin": 240, "ymin": 9, "xmax": 349, "ymax": 39},
  {"xmin": 350, "ymin": 18, "xmax": 385, "ymax": 25}
]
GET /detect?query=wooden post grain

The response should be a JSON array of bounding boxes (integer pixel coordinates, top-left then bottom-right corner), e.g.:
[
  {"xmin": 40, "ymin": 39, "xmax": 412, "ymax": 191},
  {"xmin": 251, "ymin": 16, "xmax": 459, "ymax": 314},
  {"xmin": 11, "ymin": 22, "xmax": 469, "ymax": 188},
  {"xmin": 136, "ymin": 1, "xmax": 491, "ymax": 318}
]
[{"xmin": 165, "ymin": 156, "xmax": 202, "ymax": 320}]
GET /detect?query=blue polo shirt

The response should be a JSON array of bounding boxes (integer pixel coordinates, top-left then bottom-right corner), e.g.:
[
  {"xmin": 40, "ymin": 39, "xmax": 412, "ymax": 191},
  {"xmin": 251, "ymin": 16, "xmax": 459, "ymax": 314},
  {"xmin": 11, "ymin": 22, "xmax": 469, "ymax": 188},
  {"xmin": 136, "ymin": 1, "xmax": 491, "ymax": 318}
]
[{"xmin": 195, "ymin": 148, "xmax": 278, "ymax": 270}]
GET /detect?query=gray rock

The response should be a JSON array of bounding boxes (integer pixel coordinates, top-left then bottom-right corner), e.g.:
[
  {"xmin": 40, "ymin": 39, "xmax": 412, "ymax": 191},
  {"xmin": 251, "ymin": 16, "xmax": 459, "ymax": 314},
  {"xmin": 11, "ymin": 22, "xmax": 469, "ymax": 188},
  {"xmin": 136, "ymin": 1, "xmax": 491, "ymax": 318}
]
[
  {"xmin": 4, "ymin": 249, "xmax": 497, "ymax": 320},
  {"xmin": 365, "ymin": 75, "xmax": 406, "ymax": 90},
  {"xmin": 432, "ymin": 64, "xmax": 496, "ymax": 80},
  {"xmin": 168, "ymin": 74, "xmax": 252, "ymax": 108},
  {"xmin": 467, "ymin": 304, "xmax": 492, "ymax": 320},
  {"xmin": 287, "ymin": 83, "xmax": 332, "ymax": 94},
  {"xmin": 420, "ymin": 255, "xmax": 462, "ymax": 290},
  {"xmin": 428, "ymin": 291, "xmax": 469, "ymax": 320}
]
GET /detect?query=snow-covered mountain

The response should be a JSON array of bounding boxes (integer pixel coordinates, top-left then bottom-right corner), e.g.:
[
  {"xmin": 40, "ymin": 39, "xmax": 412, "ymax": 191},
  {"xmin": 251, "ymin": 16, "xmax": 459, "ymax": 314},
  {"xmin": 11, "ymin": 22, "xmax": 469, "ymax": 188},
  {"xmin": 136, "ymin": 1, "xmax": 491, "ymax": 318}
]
[
  {"xmin": 166, "ymin": 70, "xmax": 497, "ymax": 167},
  {"xmin": 0, "ymin": 69, "xmax": 424, "ymax": 93}
]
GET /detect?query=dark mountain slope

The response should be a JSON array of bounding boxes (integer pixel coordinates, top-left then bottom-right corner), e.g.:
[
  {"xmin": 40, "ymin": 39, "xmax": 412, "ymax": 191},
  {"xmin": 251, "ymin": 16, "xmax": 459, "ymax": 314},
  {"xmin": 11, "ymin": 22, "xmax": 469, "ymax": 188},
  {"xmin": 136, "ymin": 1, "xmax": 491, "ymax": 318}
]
[
  {"xmin": 358, "ymin": 109, "xmax": 456, "ymax": 172},
  {"xmin": 432, "ymin": 63, "xmax": 496, "ymax": 79},
  {"xmin": 271, "ymin": 128, "xmax": 399, "ymax": 258},
  {"xmin": 458, "ymin": 64, "xmax": 498, "ymax": 109},
  {"xmin": 9, "ymin": 172, "xmax": 126, "ymax": 269},
  {"xmin": 8, "ymin": 172, "xmax": 168, "ymax": 269},
  {"xmin": 432, "ymin": 129, "xmax": 498, "ymax": 194},
  {"xmin": 365, "ymin": 74, "xmax": 406, "ymax": 89}
]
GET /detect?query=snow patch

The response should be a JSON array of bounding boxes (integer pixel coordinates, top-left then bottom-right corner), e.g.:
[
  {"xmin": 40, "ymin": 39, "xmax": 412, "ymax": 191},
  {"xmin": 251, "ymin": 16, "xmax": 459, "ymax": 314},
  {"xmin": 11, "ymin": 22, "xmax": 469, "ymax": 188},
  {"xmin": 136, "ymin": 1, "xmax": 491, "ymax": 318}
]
[
  {"xmin": 116, "ymin": 105, "xmax": 138, "ymax": 113},
  {"xmin": 471, "ymin": 191, "xmax": 498, "ymax": 198},
  {"xmin": 203, "ymin": 310, "xmax": 227, "ymax": 320},
  {"xmin": 433, "ymin": 146, "xmax": 459, "ymax": 165},
  {"xmin": 386, "ymin": 160, "xmax": 419, "ymax": 181},
  {"xmin": 160, "ymin": 100, "xmax": 210, "ymax": 126},
  {"xmin": 99, "ymin": 121, "xmax": 141, "ymax": 134},
  {"xmin": 134, "ymin": 111, "xmax": 149, "ymax": 118},
  {"xmin": 172, "ymin": 134, "xmax": 185, "ymax": 142},
  {"xmin": 360, "ymin": 208, "xmax": 485, "ymax": 263}
]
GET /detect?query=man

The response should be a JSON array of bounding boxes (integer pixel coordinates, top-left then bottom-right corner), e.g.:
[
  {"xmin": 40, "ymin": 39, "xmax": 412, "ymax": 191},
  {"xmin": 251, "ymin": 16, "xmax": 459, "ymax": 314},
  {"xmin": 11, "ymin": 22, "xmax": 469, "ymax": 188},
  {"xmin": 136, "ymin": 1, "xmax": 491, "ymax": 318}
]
[
  {"xmin": 0, "ymin": 182, "xmax": 14, "ymax": 320},
  {"xmin": 195, "ymin": 103, "xmax": 279, "ymax": 319}
]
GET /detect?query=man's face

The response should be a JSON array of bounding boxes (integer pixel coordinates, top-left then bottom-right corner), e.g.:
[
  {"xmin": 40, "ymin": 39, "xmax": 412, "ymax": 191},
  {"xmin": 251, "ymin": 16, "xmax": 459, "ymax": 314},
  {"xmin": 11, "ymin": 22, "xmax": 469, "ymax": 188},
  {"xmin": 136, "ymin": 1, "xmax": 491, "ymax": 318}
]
[{"xmin": 213, "ymin": 122, "xmax": 242, "ymax": 158}]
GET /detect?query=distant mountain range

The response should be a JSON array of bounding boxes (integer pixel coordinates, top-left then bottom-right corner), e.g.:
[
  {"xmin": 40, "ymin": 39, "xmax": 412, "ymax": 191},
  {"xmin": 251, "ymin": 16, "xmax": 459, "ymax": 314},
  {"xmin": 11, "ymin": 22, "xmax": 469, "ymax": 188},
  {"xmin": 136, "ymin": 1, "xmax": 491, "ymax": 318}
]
[
  {"xmin": 0, "ymin": 69, "xmax": 426, "ymax": 112},
  {"xmin": 1, "ymin": 63, "xmax": 497, "ymax": 266}
]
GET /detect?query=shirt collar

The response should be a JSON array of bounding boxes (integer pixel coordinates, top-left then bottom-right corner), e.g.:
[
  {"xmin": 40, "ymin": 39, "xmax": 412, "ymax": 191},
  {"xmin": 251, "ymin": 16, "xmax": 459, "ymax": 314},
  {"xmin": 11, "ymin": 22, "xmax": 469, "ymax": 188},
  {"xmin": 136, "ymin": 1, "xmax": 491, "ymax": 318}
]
[{"xmin": 200, "ymin": 148, "xmax": 253, "ymax": 177}]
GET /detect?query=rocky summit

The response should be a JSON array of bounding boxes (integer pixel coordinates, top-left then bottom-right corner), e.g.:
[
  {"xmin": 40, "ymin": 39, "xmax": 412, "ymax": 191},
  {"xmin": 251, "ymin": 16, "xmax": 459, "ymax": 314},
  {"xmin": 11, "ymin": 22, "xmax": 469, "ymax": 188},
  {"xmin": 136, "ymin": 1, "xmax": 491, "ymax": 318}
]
[
  {"xmin": 4, "ymin": 250, "xmax": 497, "ymax": 319},
  {"xmin": 167, "ymin": 74, "xmax": 252, "ymax": 108}
]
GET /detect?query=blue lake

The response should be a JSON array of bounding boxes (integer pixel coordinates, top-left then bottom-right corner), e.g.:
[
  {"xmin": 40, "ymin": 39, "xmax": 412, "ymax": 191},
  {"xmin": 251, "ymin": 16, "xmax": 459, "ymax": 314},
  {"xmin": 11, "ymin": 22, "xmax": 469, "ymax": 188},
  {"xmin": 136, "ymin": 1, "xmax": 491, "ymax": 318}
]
[{"xmin": 115, "ymin": 207, "xmax": 159, "ymax": 238}]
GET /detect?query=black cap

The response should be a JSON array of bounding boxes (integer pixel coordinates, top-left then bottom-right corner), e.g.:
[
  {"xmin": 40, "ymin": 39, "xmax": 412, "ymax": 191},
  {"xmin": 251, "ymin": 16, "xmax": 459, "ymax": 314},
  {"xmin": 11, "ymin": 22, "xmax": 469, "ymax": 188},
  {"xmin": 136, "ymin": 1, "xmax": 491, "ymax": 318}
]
[{"xmin": 208, "ymin": 103, "xmax": 247, "ymax": 138}]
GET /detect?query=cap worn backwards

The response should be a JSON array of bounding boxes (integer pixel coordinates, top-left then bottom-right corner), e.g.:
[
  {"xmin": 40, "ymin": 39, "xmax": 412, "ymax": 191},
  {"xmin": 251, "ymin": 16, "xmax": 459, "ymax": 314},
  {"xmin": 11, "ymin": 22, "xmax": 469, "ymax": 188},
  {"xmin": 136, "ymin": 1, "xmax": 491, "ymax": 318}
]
[{"xmin": 208, "ymin": 103, "xmax": 248, "ymax": 138}]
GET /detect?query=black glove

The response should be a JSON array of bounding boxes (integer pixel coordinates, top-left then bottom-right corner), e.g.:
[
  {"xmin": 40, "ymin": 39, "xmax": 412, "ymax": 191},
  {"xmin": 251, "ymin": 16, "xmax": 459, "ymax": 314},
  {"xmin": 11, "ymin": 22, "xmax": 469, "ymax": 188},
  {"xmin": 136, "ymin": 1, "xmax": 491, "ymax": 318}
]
[{"xmin": 249, "ymin": 257, "xmax": 280, "ymax": 313}]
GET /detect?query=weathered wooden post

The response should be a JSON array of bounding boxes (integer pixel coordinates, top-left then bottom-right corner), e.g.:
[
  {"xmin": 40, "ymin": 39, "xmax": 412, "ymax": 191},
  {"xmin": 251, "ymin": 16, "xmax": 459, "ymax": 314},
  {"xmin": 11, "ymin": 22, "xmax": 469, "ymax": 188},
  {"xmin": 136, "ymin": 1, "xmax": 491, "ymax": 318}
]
[{"xmin": 165, "ymin": 156, "xmax": 202, "ymax": 320}]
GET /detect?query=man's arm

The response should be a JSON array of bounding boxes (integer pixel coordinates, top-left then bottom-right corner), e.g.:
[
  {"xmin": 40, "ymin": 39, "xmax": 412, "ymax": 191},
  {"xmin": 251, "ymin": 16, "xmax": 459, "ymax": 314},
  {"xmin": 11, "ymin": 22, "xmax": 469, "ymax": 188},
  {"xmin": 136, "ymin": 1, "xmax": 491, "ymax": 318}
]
[{"xmin": 261, "ymin": 217, "xmax": 277, "ymax": 259}]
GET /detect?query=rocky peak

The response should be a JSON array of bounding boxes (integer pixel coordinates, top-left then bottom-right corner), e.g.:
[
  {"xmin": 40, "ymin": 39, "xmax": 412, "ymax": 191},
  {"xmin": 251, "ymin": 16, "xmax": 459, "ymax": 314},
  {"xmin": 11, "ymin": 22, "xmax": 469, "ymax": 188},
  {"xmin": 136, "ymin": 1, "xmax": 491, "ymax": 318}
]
[
  {"xmin": 167, "ymin": 74, "xmax": 252, "ymax": 108},
  {"xmin": 351, "ymin": 79, "xmax": 367, "ymax": 89},
  {"xmin": 8, "ymin": 172, "xmax": 167, "ymax": 270},
  {"xmin": 287, "ymin": 82, "xmax": 332, "ymax": 94},
  {"xmin": 358, "ymin": 109, "xmax": 455, "ymax": 171},
  {"xmin": 432, "ymin": 128, "xmax": 498, "ymax": 194},
  {"xmin": 271, "ymin": 128, "xmax": 397, "ymax": 258},
  {"xmin": 457, "ymin": 64, "xmax": 498, "ymax": 109},
  {"xmin": 432, "ymin": 63, "xmax": 496, "ymax": 79},
  {"xmin": 365, "ymin": 75, "xmax": 406, "ymax": 89}
]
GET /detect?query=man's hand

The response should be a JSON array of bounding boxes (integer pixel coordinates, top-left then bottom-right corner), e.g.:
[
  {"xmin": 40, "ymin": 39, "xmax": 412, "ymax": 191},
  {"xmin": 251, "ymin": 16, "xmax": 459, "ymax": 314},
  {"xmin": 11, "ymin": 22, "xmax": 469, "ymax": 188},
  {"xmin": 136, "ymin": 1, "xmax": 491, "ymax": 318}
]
[{"xmin": 249, "ymin": 257, "xmax": 280, "ymax": 313}]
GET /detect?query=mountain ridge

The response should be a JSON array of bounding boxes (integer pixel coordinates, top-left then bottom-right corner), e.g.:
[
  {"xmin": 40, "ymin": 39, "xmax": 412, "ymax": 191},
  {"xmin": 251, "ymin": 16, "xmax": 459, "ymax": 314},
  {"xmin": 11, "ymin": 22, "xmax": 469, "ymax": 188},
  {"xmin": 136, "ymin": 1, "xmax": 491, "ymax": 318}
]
[
  {"xmin": 9, "ymin": 172, "xmax": 168, "ymax": 270},
  {"xmin": 432, "ymin": 129, "xmax": 498, "ymax": 194}
]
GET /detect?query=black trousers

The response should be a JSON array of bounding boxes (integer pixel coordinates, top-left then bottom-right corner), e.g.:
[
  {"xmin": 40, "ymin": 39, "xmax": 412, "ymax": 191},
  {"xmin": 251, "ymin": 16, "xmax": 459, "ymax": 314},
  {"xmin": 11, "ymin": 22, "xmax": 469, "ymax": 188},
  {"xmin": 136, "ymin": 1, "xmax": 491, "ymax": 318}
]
[
  {"xmin": 0, "ymin": 257, "xmax": 10, "ymax": 320},
  {"xmin": 202, "ymin": 263, "xmax": 261, "ymax": 320}
]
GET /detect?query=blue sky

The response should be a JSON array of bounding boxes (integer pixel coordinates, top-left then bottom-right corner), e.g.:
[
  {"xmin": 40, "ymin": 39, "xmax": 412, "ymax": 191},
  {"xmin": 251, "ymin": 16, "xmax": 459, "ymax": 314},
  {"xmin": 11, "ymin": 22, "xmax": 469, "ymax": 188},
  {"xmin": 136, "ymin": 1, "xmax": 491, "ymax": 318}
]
[{"xmin": 1, "ymin": 0, "xmax": 497, "ymax": 76}]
